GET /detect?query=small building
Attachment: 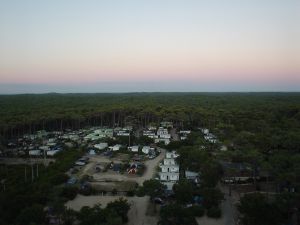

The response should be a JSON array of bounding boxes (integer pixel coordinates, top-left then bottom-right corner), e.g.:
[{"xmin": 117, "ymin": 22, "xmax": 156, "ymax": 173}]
[
  {"xmin": 39, "ymin": 146, "xmax": 50, "ymax": 151},
  {"xmin": 143, "ymin": 130, "xmax": 157, "ymax": 139},
  {"xmin": 142, "ymin": 146, "xmax": 151, "ymax": 154},
  {"xmin": 185, "ymin": 171, "xmax": 199, "ymax": 180},
  {"xmin": 128, "ymin": 145, "xmax": 139, "ymax": 152},
  {"xmin": 109, "ymin": 144, "xmax": 122, "ymax": 151},
  {"xmin": 179, "ymin": 130, "xmax": 191, "ymax": 140},
  {"xmin": 220, "ymin": 145, "xmax": 228, "ymax": 151},
  {"xmin": 47, "ymin": 150, "xmax": 60, "ymax": 156},
  {"xmin": 94, "ymin": 143, "xmax": 108, "ymax": 150},
  {"xmin": 116, "ymin": 129, "xmax": 130, "ymax": 136},
  {"xmin": 88, "ymin": 149, "xmax": 96, "ymax": 155},
  {"xmin": 29, "ymin": 150, "xmax": 41, "ymax": 156},
  {"xmin": 200, "ymin": 128, "xmax": 209, "ymax": 134},
  {"xmin": 160, "ymin": 121, "xmax": 173, "ymax": 128},
  {"xmin": 157, "ymin": 127, "xmax": 169, "ymax": 137},
  {"xmin": 154, "ymin": 138, "xmax": 170, "ymax": 145},
  {"xmin": 159, "ymin": 151, "xmax": 180, "ymax": 190}
]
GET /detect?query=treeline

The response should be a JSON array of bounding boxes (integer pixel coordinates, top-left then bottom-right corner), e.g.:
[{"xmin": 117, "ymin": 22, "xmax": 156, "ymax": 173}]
[{"xmin": 0, "ymin": 93, "xmax": 299, "ymax": 140}]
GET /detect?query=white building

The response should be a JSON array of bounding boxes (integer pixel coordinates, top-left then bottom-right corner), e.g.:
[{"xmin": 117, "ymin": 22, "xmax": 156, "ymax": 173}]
[
  {"xmin": 154, "ymin": 138, "xmax": 170, "ymax": 145},
  {"xmin": 47, "ymin": 150, "xmax": 60, "ymax": 156},
  {"xmin": 109, "ymin": 144, "xmax": 122, "ymax": 151},
  {"xmin": 142, "ymin": 146, "xmax": 151, "ymax": 154},
  {"xmin": 157, "ymin": 127, "xmax": 169, "ymax": 137},
  {"xmin": 200, "ymin": 128, "xmax": 209, "ymax": 134},
  {"xmin": 143, "ymin": 130, "xmax": 157, "ymax": 139},
  {"xmin": 179, "ymin": 130, "xmax": 191, "ymax": 140},
  {"xmin": 29, "ymin": 150, "xmax": 41, "ymax": 156},
  {"xmin": 116, "ymin": 130, "xmax": 130, "ymax": 136},
  {"xmin": 179, "ymin": 130, "xmax": 191, "ymax": 135},
  {"xmin": 128, "ymin": 145, "xmax": 139, "ymax": 152},
  {"xmin": 39, "ymin": 145, "xmax": 50, "ymax": 151},
  {"xmin": 160, "ymin": 121, "xmax": 173, "ymax": 128},
  {"xmin": 159, "ymin": 151, "xmax": 180, "ymax": 190},
  {"xmin": 94, "ymin": 143, "xmax": 108, "ymax": 150}
]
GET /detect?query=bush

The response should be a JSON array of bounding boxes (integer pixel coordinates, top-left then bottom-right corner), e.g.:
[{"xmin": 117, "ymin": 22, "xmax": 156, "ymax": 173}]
[
  {"xmin": 190, "ymin": 205, "xmax": 205, "ymax": 217},
  {"xmin": 16, "ymin": 204, "xmax": 45, "ymax": 225},
  {"xmin": 135, "ymin": 187, "xmax": 146, "ymax": 197},
  {"xmin": 207, "ymin": 206, "xmax": 221, "ymax": 218},
  {"xmin": 79, "ymin": 185, "xmax": 94, "ymax": 196},
  {"xmin": 126, "ymin": 190, "xmax": 135, "ymax": 196},
  {"xmin": 49, "ymin": 173, "xmax": 69, "ymax": 185},
  {"xmin": 60, "ymin": 186, "xmax": 78, "ymax": 200},
  {"xmin": 112, "ymin": 188, "xmax": 118, "ymax": 195}
]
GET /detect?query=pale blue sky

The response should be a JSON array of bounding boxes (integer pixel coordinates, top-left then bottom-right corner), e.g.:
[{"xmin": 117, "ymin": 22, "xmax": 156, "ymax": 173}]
[{"xmin": 0, "ymin": 0, "xmax": 299, "ymax": 93}]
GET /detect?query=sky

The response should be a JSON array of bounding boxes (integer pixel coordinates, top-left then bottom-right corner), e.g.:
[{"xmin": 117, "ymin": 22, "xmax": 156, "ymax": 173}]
[{"xmin": 0, "ymin": 0, "xmax": 299, "ymax": 93}]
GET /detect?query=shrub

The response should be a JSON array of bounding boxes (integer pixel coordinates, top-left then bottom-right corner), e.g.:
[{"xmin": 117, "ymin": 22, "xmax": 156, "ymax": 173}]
[
  {"xmin": 207, "ymin": 206, "xmax": 221, "ymax": 218},
  {"xmin": 190, "ymin": 205, "xmax": 205, "ymax": 217},
  {"xmin": 60, "ymin": 186, "xmax": 78, "ymax": 200},
  {"xmin": 135, "ymin": 187, "xmax": 146, "ymax": 197},
  {"xmin": 126, "ymin": 190, "xmax": 135, "ymax": 196}
]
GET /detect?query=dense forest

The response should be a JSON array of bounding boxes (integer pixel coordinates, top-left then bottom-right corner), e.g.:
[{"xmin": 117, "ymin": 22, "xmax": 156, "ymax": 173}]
[{"xmin": 1, "ymin": 93, "xmax": 299, "ymax": 139}]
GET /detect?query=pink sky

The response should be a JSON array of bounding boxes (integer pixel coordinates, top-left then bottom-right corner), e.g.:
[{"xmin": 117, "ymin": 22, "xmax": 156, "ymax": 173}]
[{"xmin": 0, "ymin": 0, "xmax": 299, "ymax": 92}]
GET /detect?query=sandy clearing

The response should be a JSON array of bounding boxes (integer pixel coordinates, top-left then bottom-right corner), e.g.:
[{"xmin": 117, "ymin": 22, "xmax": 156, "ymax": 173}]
[
  {"xmin": 138, "ymin": 147, "xmax": 165, "ymax": 185},
  {"xmin": 65, "ymin": 195, "xmax": 159, "ymax": 225},
  {"xmin": 87, "ymin": 148, "xmax": 165, "ymax": 185},
  {"xmin": 66, "ymin": 149, "xmax": 165, "ymax": 225},
  {"xmin": 196, "ymin": 185, "xmax": 238, "ymax": 225}
]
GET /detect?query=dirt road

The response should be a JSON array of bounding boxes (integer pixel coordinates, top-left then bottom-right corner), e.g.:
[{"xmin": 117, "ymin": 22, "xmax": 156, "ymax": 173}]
[
  {"xmin": 136, "ymin": 147, "xmax": 165, "ymax": 185},
  {"xmin": 196, "ymin": 184, "xmax": 239, "ymax": 225}
]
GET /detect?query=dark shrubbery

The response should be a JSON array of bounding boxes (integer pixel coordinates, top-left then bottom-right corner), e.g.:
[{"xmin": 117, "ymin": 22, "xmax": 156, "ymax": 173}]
[
  {"xmin": 60, "ymin": 186, "xmax": 79, "ymax": 200},
  {"xmin": 207, "ymin": 206, "xmax": 222, "ymax": 218},
  {"xmin": 189, "ymin": 205, "xmax": 205, "ymax": 217}
]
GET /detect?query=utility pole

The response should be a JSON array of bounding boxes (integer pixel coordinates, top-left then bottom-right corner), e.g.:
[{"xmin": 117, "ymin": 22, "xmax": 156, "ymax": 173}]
[
  {"xmin": 128, "ymin": 132, "xmax": 131, "ymax": 147},
  {"xmin": 36, "ymin": 164, "xmax": 39, "ymax": 178},
  {"xmin": 24, "ymin": 166, "xmax": 27, "ymax": 182},
  {"xmin": 1, "ymin": 179, "xmax": 6, "ymax": 192},
  {"xmin": 44, "ymin": 149, "xmax": 46, "ymax": 166},
  {"xmin": 30, "ymin": 155, "xmax": 34, "ymax": 182},
  {"xmin": 31, "ymin": 163, "xmax": 34, "ymax": 182}
]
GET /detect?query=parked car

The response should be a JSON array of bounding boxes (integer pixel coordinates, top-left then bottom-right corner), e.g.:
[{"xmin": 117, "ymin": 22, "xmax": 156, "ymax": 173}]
[
  {"xmin": 75, "ymin": 161, "xmax": 86, "ymax": 166},
  {"xmin": 153, "ymin": 197, "xmax": 165, "ymax": 205}
]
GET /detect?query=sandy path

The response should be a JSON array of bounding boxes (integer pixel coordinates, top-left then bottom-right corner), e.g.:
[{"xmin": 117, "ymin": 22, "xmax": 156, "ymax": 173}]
[
  {"xmin": 66, "ymin": 195, "xmax": 158, "ymax": 225},
  {"xmin": 137, "ymin": 147, "xmax": 165, "ymax": 184},
  {"xmin": 196, "ymin": 184, "xmax": 238, "ymax": 225}
]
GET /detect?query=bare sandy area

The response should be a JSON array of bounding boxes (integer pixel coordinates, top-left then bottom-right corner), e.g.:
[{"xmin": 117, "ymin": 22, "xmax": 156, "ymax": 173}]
[
  {"xmin": 138, "ymin": 147, "xmax": 165, "ymax": 184},
  {"xmin": 196, "ymin": 185, "xmax": 238, "ymax": 225},
  {"xmin": 65, "ymin": 195, "xmax": 159, "ymax": 225},
  {"xmin": 66, "ymin": 149, "xmax": 166, "ymax": 225},
  {"xmin": 82, "ymin": 148, "xmax": 165, "ymax": 185}
]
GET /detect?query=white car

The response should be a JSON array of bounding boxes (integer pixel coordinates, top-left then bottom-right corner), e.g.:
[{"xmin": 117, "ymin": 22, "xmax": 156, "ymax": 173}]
[{"xmin": 75, "ymin": 161, "xmax": 86, "ymax": 166}]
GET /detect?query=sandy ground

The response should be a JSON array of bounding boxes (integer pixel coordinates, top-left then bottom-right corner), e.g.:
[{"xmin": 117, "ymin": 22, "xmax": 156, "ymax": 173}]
[
  {"xmin": 85, "ymin": 148, "xmax": 165, "ymax": 185},
  {"xmin": 66, "ymin": 195, "xmax": 159, "ymax": 225},
  {"xmin": 170, "ymin": 128, "xmax": 179, "ymax": 141},
  {"xmin": 196, "ymin": 184, "xmax": 239, "ymax": 225},
  {"xmin": 136, "ymin": 147, "xmax": 165, "ymax": 185},
  {"xmin": 66, "ymin": 148, "xmax": 165, "ymax": 225}
]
